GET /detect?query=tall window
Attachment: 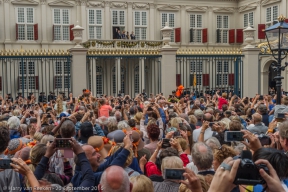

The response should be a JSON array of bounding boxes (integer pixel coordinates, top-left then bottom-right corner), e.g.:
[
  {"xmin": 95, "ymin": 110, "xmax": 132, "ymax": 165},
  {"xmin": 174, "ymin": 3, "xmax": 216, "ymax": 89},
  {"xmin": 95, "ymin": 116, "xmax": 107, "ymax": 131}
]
[
  {"xmin": 88, "ymin": 9, "xmax": 102, "ymax": 39},
  {"xmin": 161, "ymin": 13, "xmax": 175, "ymax": 42},
  {"xmin": 134, "ymin": 66, "xmax": 139, "ymax": 93},
  {"xmin": 190, "ymin": 61, "xmax": 202, "ymax": 85},
  {"xmin": 112, "ymin": 67, "xmax": 125, "ymax": 94},
  {"xmin": 17, "ymin": 7, "xmax": 34, "ymax": 40},
  {"xmin": 96, "ymin": 66, "xmax": 103, "ymax": 95},
  {"xmin": 216, "ymin": 61, "xmax": 229, "ymax": 86},
  {"xmin": 18, "ymin": 62, "xmax": 36, "ymax": 90},
  {"xmin": 134, "ymin": 11, "xmax": 147, "ymax": 40},
  {"xmin": 244, "ymin": 12, "xmax": 254, "ymax": 28},
  {"xmin": 189, "ymin": 14, "xmax": 202, "ymax": 43},
  {"xmin": 55, "ymin": 62, "xmax": 71, "ymax": 89},
  {"xmin": 112, "ymin": 10, "xmax": 125, "ymax": 28},
  {"xmin": 266, "ymin": 6, "xmax": 278, "ymax": 27},
  {"xmin": 216, "ymin": 15, "xmax": 229, "ymax": 43},
  {"xmin": 53, "ymin": 9, "xmax": 70, "ymax": 41}
]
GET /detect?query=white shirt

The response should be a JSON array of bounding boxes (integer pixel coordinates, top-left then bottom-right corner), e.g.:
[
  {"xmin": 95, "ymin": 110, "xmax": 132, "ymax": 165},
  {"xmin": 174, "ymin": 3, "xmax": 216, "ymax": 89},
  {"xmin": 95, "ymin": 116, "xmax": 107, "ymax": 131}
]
[{"xmin": 193, "ymin": 127, "xmax": 214, "ymax": 142}]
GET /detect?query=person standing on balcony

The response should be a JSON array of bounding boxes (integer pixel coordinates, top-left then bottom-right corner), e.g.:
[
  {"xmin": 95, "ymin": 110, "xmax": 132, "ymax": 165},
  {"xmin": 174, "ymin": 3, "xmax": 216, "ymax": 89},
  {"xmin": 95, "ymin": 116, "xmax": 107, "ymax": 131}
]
[
  {"xmin": 126, "ymin": 31, "xmax": 130, "ymax": 39},
  {"xmin": 130, "ymin": 31, "xmax": 136, "ymax": 40},
  {"xmin": 117, "ymin": 29, "xmax": 122, "ymax": 39},
  {"xmin": 121, "ymin": 30, "xmax": 127, "ymax": 39}
]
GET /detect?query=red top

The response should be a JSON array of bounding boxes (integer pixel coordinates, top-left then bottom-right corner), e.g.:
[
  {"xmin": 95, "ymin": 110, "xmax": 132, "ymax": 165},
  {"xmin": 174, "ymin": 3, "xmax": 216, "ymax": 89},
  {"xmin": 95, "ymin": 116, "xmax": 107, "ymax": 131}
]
[
  {"xmin": 218, "ymin": 97, "xmax": 228, "ymax": 110},
  {"xmin": 99, "ymin": 104, "xmax": 112, "ymax": 117}
]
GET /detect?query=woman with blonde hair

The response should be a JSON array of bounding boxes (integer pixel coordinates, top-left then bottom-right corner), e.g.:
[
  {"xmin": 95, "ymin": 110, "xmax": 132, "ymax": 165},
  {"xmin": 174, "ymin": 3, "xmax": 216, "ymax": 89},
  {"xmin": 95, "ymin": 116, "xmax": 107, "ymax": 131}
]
[
  {"xmin": 130, "ymin": 175, "xmax": 154, "ymax": 192},
  {"xmin": 54, "ymin": 93, "xmax": 73, "ymax": 115}
]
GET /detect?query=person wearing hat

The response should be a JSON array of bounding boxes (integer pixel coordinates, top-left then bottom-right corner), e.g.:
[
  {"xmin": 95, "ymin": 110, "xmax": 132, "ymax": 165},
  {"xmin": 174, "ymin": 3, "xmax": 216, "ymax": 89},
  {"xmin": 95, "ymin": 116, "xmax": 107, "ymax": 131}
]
[
  {"xmin": 71, "ymin": 133, "xmax": 132, "ymax": 189},
  {"xmin": 48, "ymin": 91, "xmax": 56, "ymax": 102},
  {"xmin": 4, "ymin": 138, "xmax": 26, "ymax": 157},
  {"xmin": 38, "ymin": 92, "xmax": 47, "ymax": 103}
]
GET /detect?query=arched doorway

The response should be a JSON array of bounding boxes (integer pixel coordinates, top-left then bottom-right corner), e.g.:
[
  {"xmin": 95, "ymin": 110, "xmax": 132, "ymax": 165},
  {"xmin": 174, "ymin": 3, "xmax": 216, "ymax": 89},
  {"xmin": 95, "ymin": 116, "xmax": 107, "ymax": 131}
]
[{"xmin": 268, "ymin": 61, "xmax": 277, "ymax": 94}]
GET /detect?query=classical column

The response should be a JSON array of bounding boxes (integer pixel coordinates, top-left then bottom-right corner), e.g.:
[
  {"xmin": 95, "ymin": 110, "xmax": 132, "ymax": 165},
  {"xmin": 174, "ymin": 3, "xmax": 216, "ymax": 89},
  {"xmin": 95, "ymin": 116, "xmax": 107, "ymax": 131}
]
[
  {"xmin": 180, "ymin": 5, "xmax": 186, "ymax": 44},
  {"xmin": 116, "ymin": 58, "xmax": 121, "ymax": 94},
  {"xmin": 207, "ymin": 6, "xmax": 213, "ymax": 44},
  {"xmin": 141, "ymin": 57, "xmax": 145, "ymax": 91},
  {"xmin": 4, "ymin": 0, "xmax": 11, "ymax": 45},
  {"xmin": 127, "ymin": 2, "xmax": 133, "ymax": 34},
  {"xmin": 149, "ymin": 3, "xmax": 155, "ymax": 40},
  {"xmin": 104, "ymin": 1, "xmax": 110, "ymax": 39},
  {"xmin": 40, "ymin": 0, "xmax": 48, "ymax": 49},
  {"xmin": 80, "ymin": 0, "xmax": 87, "ymax": 41}
]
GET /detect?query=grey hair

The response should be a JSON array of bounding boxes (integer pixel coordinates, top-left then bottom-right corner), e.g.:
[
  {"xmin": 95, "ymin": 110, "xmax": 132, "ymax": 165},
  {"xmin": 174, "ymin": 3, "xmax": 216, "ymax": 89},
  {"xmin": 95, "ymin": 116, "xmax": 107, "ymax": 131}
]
[
  {"xmin": 205, "ymin": 137, "xmax": 221, "ymax": 150},
  {"xmin": 161, "ymin": 156, "xmax": 183, "ymax": 174},
  {"xmin": 7, "ymin": 116, "xmax": 20, "ymax": 130},
  {"xmin": 192, "ymin": 142, "xmax": 213, "ymax": 170},
  {"xmin": 20, "ymin": 124, "xmax": 27, "ymax": 135},
  {"xmin": 194, "ymin": 109, "xmax": 204, "ymax": 119},
  {"xmin": 117, "ymin": 121, "xmax": 129, "ymax": 130},
  {"xmin": 100, "ymin": 167, "xmax": 130, "ymax": 192},
  {"xmin": 108, "ymin": 116, "xmax": 117, "ymax": 124}
]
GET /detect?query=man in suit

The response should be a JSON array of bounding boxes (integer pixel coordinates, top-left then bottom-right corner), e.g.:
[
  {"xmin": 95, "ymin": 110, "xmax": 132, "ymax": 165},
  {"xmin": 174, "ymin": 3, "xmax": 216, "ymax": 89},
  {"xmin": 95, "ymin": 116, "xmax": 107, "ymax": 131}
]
[{"xmin": 38, "ymin": 92, "xmax": 47, "ymax": 103}]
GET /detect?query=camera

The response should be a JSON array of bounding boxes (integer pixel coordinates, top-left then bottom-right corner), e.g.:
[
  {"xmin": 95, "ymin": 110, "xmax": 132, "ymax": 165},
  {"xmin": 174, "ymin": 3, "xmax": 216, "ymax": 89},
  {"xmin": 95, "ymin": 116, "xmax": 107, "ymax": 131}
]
[
  {"xmin": 275, "ymin": 113, "xmax": 285, "ymax": 119},
  {"xmin": 224, "ymin": 131, "xmax": 244, "ymax": 142},
  {"xmin": 233, "ymin": 150, "xmax": 269, "ymax": 185},
  {"xmin": 257, "ymin": 134, "xmax": 271, "ymax": 146}
]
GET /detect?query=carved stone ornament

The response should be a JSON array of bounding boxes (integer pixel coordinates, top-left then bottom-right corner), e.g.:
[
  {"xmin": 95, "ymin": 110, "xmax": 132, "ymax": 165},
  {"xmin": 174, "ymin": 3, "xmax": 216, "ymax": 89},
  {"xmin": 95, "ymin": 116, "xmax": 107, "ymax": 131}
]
[
  {"xmin": 132, "ymin": 3, "xmax": 149, "ymax": 9},
  {"xmin": 48, "ymin": 0, "xmax": 75, "ymax": 7},
  {"xmin": 243, "ymin": 23, "xmax": 256, "ymax": 48},
  {"xmin": 238, "ymin": 4, "xmax": 257, "ymax": 13},
  {"xmin": 40, "ymin": 0, "xmax": 46, "ymax": 5},
  {"xmin": 88, "ymin": 1, "xmax": 104, "ymax": 8},
  {"xmin": 110, "ymin": 1, "xmax": 127, "ymax": 8},
  {"xmin": 72, "ymin": 24, "xmax": 85, "ymax": 48},
  {"xmin": 157, "ymin": 4, "xmax": 180, "ymax": 11},
  {"xmin": 11, "ymin": 0, "xmax": 39, "ymax": 5},
  {"xmin": 186, "ymin": 6, "xmax": 208, "ymax": 12},
  {"xmin": 4, "ymin": 0, "xmax": 10, "ymax": 3},
  {"xmin": 261, "ymin": 0, "xmax": 282, "ymax": 6},
  {"xmin": 161, "ymin": 22, "xmax": 173, "ymax": 48},
  {"xmin": 213, "ymin": 7, "xmax": 235, "ymax": 13}
]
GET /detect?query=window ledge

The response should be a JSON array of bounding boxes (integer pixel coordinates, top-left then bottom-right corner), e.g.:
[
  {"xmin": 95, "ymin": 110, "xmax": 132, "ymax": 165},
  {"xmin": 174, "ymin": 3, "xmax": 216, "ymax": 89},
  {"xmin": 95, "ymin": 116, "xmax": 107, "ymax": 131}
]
[{"xmin": 15, "ymin": 41, "xmax": 38, "ymax": 44}]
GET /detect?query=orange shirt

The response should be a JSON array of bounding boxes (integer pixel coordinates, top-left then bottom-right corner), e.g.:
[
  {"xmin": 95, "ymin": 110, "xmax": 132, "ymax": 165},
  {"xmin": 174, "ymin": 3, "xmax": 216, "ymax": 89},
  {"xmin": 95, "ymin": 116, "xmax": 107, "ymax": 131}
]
[{"xmin": 99, "ymin": 104, "xmax": 112, "ymax": 117}]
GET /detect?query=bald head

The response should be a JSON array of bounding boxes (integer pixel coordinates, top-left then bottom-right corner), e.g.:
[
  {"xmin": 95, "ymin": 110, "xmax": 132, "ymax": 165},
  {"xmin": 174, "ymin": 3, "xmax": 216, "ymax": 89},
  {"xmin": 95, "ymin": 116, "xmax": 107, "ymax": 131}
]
[
  {"xmin": 252, "ymin": 113, "xmax": 262, "ymax": 124},
  {"xmin": 203, "ymin": 113, "xmax": 213, "ymax": 122},
  {"xmin": 99, "ymin": 166, "xmax": 131, "ymax": 192}
]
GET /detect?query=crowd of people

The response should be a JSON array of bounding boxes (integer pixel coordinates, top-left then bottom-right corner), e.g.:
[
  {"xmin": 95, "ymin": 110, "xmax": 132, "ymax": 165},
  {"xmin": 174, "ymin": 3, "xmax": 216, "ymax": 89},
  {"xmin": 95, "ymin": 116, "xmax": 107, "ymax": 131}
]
[{"xmin": 0, "ymin": 88, "xmax": 288, "ymax": 192}]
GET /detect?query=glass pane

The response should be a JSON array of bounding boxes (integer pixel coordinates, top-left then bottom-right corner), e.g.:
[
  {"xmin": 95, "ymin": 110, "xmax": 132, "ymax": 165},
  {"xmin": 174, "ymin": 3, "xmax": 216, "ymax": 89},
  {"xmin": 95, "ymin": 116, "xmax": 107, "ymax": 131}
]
[
  {"xmin": 89, "ymin": 26, "xmax": 95, "ymax": 39},
  {"xmin": 135, "ymin": 27, "xmax": 140, "ymax": 40},
  {"xmin": 112, "ymin": 11, "xmax": 118, "ymax": 25},
  {"xmin": 55, "ymin": 76, "xmax": 62, "ymax": 89},
  {"xmin": 171, "ymin": 30, "xmax": 174, "ymax": 42},
  {"xmin": 161, "ymin": 13, "xmax": 167, "ymax": 27},
  {"xmin": 135, "ymin": 12, "xmax": 140, "ymax": 25},
  {"xmin": 64, "ymin": 62, "xmax": 70, "ymax": 74},
  {"xmin": 64, "ymin": 76, "xmax": 70, "ymax": 89},
  {"xmin": 223, "ymin": 16, "xmax": 228, "ymax": 28},
  {"xmin": 249, "ymin": 12, "xmax": 253, "ymax": 26},
  {"xmin": 27, "ymin": 25, "xmax": 34, "ymax": 40},
  {"xmin": 196, "ymin": 29, "xmax": 201, "ymax": 43},
  {"xmin": 96, "ymin": 10, "xmax": 102, "ymax": 24},
  {"xmin": 197, "ymin": 62, "xmax": 203, "ymax": 72},
  {"xmin": 19, "ymin": 77, "xmax": 27, "ymax": 89},
  {"xmin": 223, "ymin": 61, "xmax": 229, "ymax": 72},
  {"xmin": 142, "ymin": 12, "xmax": 147, "ymax": 25},
  {"xmin": 54, "ymin": 9, "xmax": 61, "ymax": 24},
  {"xmin": 196, "ymin": 74, "xmax": 202, "ymax": 85},
  {"xmin": 112, "ymin": 74, "xmax": 116, "ymax": 93},
  {"xmin": 217, "ymin": 61, "xmax": 222, "ymax": 72},
  {"xmin": 223, "ymin": 30, "xmax": 228, "ymax": 43},
  {"xmin": 244, "ymin": 13, "xmax": 248, "ymax": 28},
  {"xmin": 26, "ymin": 8, "xmax": 34, "ymax": 23},
  {"xmin": 96, "ymin": 27, "xmax": 102, "ymax": 39},
  {"xmin": 272, "ymin": 6, "xmax": 278, "ymax": 21},
  {"xmin": 190, "ymin": 15, "xmax": 195, "ymax": 28},
  {"xmin": 28, "ymin": 76, "xmax": 35, "ymax": 89},
  {"xmin": 89, "ymin": 10, "xmax": 95, "ymax": 24},
  {"xmin": 18, "ymin": 25, "xmax": 25, "ymax": 40},
  {"xmin": 141, "ymin": 28, "xmax": 146, "ymax": 40},
  {"xmin": 28, "ymin": 62, "xmax": 35, "ymax": 74},
  {"xmin": 119, "ymin": 11, "xmax": 125, "ymax": 25},
  {"xmin": 266, "ymin": 7, "xmax": 271, "ymax": 22},
  {"xmin": 135, "ymin": 66, "xmax": 139, "ymax": 93},
  {"xmin": 19, "ymin": 62, "xmax": 27, "ymax": 75},
  {"xmin": 62, "ymin": 9, "xmax": 69, "ymax": 24},
  {"xmin": 217, "ymin": 15, "xmax": 222, "ymax": 28},
  {"xmin": 169, "ymin": 14, "xmax": 174, "ymax": 27},
  {"xmin": 197, "ymin": 15, "xmax": 202, "ymax": 28},
  {"xmin": 217, "ymin": 74, "xmax": 222, "ymax": 85},
  {"xmin": 54, "ymin": 26, "xmax": 61, "ymax": 40},
  {"xmin": 55, "ymin": 62, "xmax": 62, "ymax": 74},
  {"xmin": 63, "ymin": 26, "xmax": 69, "ymax": 41},
  {"xmin": 223, "ymin": 74, "xmax": 228, "ymax": 85},
  {"xmin": 18, "ymin": 8, "xmax": 25, "ymax": 23},
  {"xmin": 190, "ymin": 62, "xmax": 196, "ymax": 73}
]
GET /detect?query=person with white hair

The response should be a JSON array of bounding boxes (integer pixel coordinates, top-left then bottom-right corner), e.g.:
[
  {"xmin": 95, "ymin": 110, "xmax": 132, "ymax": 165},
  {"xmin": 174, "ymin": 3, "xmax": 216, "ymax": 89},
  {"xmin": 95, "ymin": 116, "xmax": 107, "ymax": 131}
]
[
  {"xmin": 7, "ymin": 116, "xmax": 22, "ymax": 139},
  {"xmin": 117, "ymin": 121, "xmax": 131, "ymax": 131}
]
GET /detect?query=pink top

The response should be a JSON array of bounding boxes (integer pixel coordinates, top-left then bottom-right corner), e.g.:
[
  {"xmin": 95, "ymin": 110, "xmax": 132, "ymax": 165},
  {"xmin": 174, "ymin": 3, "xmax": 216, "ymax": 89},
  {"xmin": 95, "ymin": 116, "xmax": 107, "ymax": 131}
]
[
  {"xmin": 218, "ymin": 97, "xmax": 228, "ymax": 110},
  {"xmin": 99, "ymin": 104, "xmax": 112, "ymax": 117}
]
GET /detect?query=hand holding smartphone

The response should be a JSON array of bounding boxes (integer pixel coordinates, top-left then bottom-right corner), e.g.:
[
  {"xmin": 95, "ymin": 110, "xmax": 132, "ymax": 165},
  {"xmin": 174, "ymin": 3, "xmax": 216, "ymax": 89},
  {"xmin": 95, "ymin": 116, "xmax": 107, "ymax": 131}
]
[
  {"xmin": 224, "ymin": 131, "xmax": 244, "ymax": 142},
  {"xmin": 163, "ymin": 168, "xmax": 185, "ymax": 180},
  {"xmin": 0, "ymin": 159, "xmax": 13, "ymax": 169}
]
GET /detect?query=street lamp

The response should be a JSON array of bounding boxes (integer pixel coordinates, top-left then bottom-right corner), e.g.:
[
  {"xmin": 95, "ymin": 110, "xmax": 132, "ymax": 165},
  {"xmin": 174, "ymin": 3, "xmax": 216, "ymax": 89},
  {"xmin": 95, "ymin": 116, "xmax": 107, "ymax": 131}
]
[{"xmin": 264, "ymin": 15, "xmax": 288, "ymax": 105}]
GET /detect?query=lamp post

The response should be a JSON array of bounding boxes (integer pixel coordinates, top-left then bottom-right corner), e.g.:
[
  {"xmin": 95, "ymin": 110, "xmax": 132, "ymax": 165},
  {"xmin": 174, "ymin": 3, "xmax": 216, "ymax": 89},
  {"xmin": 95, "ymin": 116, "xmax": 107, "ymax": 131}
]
[{"xmin": 264, "ymin": 15, "xmax": 288, "ymax": 105}]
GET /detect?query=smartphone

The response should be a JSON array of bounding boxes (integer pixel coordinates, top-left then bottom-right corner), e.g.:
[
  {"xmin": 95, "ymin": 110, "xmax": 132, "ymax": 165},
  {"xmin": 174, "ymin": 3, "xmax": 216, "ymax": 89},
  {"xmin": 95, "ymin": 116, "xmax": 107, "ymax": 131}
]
[
  {"xmin": 224, "ymin": 131, "xmax": 244, "ymax": 142},
  {"xmin": 258, "ymin": 136, "xmax": 271, "ymax": 146},
  {"xmin": 163, "ymin": 168, "xmax": 185, "ymax": 180},
  {"xmin": 162, "ymin": 138, "xmax": 171, "ymax": 148},
  {"xmin": 90, "ymin": 111, "xmax": 94, "ymax": 118},
  {"xmin": 0, "ymin": 159, "xmax": 13, "ymax": 169},
  {"xmin": 173, "ymin": 131, "xmax": 181, "ymax": 137},
  {"xmin": 55, "ymin": 138, "xmax": 72, "ymax": 149},
  {"xmin": 209, "ymin": 122, "xmax": 215, "ymax": 127},
  {"xmin": 30, "ymin": 111, "xmax": 34, "ymax": 115}
]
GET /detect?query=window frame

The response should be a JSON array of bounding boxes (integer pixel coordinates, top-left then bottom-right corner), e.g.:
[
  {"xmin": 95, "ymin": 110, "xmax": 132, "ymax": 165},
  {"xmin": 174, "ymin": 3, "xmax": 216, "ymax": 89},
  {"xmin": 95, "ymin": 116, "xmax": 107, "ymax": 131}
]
[
  {"xmin": 16, "ymin": 7, "xmax": 35, "ymax": 41},
  {"xmin": 190, "ymin": 61, "xmax": 203, "ymax": 86},
  {"xmin": 216, "ymin": 15, "xmax": 229, "ymax": 44},
  {"xmin": 54, "ymin": 61, "xmax": 71, "ymax": 90},
  {"xmin": 134, "ymin": 10, "xmax": 148, "ymax": 40},
  {"xmin": 243, "ymin": 11, "xmax": 254, "ymax": 28},
  {"xmin": 189, "ymin": 13, "xmax": 203, "ymax": 43},
  {"xmin": 88, "ymin": 9, "xmax": 103, "ymax": 40},
  {"xmin": 216, "ymin": 61, "xmax": 229, "ymax": 87},
  {"xmin": 53, "ymin": 8, "xmax": 71, "ymax": 41},
  {"xmin": 161, "ymin": 12, "xmax": 175, "ymax": 42},
  {"xmin": 18, "ymin": 61, "xmax": 36, "ymax": 90}
]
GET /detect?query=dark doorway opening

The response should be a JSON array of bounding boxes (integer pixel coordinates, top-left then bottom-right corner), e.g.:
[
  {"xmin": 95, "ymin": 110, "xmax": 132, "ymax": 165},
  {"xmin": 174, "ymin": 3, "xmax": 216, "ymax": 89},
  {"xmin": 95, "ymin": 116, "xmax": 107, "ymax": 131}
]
[{"xmin": 268, "ymin": 61, "xmax": 277, "ymax": 94}]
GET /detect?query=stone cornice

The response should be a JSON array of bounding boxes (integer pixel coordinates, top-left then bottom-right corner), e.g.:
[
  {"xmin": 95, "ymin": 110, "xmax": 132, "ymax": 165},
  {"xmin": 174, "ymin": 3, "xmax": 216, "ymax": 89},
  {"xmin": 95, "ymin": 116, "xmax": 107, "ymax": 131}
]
[
  {"xmin": 260, "ymin": 0, "xmax": 281, "ymax": 6},
  {"xmin": 11, "ymin": 0, "xmax": 39, "ymax": 5}
]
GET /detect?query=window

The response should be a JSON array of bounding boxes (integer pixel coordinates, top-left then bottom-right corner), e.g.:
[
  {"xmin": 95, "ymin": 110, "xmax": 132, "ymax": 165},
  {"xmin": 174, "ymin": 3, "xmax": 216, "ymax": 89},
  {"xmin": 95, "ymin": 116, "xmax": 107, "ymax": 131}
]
[
  {"xmin": 216, "ymin": 61, "xmax": 229, "ymax": 86},
  {"xmin": 112, "ymin": 67, "xmax": 125, "ymax": 94},
  {"xmin": 190, "ymin": 61, "xmax": 202, "ymax": 85},
  {"xmin": 190, "ymin": 14, "xmax": 202, "ymax": 42},
  {"xmin": 88, "ymin": 9, "xmax": 102, "ymax": 39},
  {"xmin": 161, "ymin": 13, "xmax": 175, "ymax": 42},
  {"xmin": 112, "ymin": 10, "xmax": 125, "ymax": 26},
  {"xmin": 244, "ymin": 12, "xmax": 254, "ymax": 28},
  {"xmin": 54, "ymin": 61, "xmax": 71, "ymax": 89},
  {"xmin": 216, "ymin": 15, "xmax": 229, "ymax": 43},
  {"xmin": 134, "ymin": 11, "xmax": 147, "ymax": 40},
  {"xmin": 18, "ymin": 62, "xmax": 36, "ymax": 90},
  {"xmin": 53, "ymin": 9, "xmax": 70, "ymax": 41},
  {"xmin": 96, "ymin": 66, "xmax": 103, "ymax": 95},
  {"xmin": 134, "ymin": 66, "xmax": 139, "ymax": 93},
  {"xmin": 17, "ymin": 7, "xmax": 35, "ymax": 40},
  {"xmin": 266, "ymin": 5, "xmax": 278, "ymax": 28}
]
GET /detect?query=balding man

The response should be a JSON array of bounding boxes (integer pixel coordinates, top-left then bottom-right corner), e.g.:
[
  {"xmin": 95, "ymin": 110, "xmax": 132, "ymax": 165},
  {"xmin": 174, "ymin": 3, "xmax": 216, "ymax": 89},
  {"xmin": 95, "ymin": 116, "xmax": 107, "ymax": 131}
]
[
  {"xmin": 98, "ymin": 166, "xmax": 132, "ymax": 192},
  {"xmin": 247, "ymin": 113, "xmax": 268, "ymax": 134},
  {"xmin": 193, "ymin": 113, "xmax": 215, "ymax": 142}
]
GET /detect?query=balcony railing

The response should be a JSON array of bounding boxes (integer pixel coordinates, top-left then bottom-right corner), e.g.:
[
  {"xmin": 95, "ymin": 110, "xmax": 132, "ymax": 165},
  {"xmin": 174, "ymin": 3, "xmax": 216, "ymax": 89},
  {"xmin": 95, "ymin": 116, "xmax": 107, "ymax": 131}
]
[{"xmin": 82, "ymin": 39, "xmax": 163, "ymax": 50}]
